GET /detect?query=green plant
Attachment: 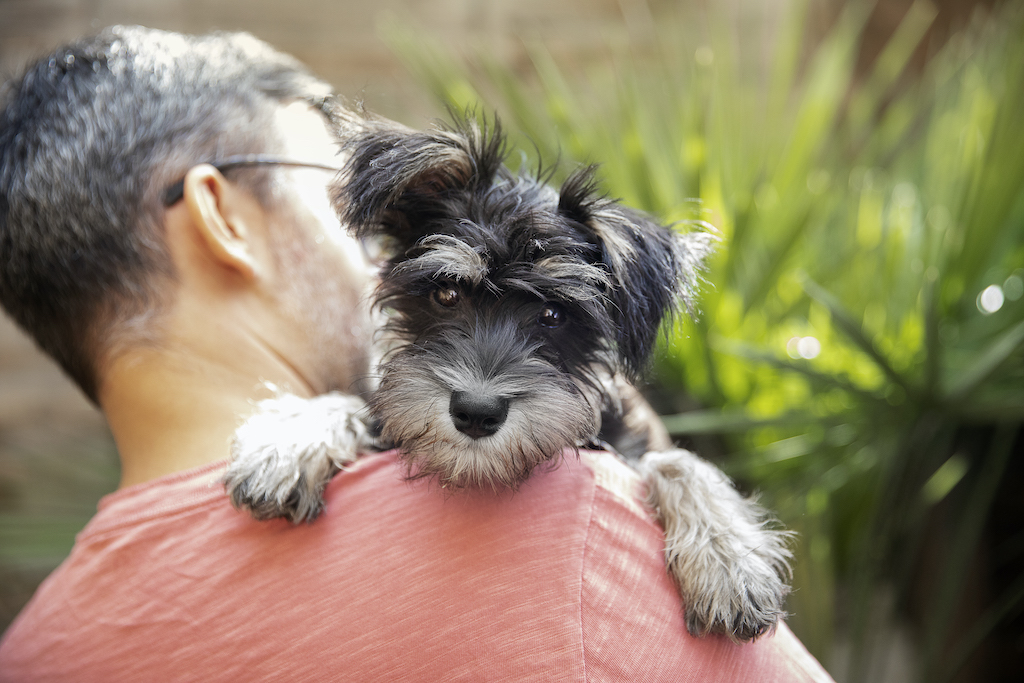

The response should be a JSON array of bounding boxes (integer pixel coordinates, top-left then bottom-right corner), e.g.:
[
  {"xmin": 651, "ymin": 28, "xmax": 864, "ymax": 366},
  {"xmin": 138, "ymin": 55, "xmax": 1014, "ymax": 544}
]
[{"xmin": 385, "ymin": 1, "xmax": 1024, "ymax": 679}]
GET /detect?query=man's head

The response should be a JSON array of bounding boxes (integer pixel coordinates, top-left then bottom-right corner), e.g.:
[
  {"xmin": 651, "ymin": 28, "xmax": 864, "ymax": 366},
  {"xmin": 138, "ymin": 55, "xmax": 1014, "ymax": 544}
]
[{"xmin": 0, "ymin": 26, "xmax": 370, "ymax": 402}]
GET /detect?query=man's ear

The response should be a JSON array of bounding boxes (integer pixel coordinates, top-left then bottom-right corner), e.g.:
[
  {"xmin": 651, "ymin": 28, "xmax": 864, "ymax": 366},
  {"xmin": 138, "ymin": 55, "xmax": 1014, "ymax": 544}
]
[{"xmin": 181, "ymin": 165, "xmax": 262, "ymax": 281}]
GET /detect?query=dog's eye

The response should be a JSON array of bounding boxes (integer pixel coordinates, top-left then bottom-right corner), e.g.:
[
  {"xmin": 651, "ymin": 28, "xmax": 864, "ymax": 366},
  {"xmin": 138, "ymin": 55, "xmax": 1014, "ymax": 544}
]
[
  {"xmin": 537, "ymin": 303, "xmax": 566, "ymax": 328},
  {"xmin": 431, "ymin": 285, "xmax": 461, "ymax": 308}
]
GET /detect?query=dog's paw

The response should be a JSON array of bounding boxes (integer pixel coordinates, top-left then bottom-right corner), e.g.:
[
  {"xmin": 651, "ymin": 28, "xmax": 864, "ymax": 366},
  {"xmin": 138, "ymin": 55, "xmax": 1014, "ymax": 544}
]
[
  {"xmin": 638, "ymin": 449, "xmax": 793, "ymax": 642},
  {"xmin": 225, "ymin": 392, "xmax": 372, "ymax": 524}
]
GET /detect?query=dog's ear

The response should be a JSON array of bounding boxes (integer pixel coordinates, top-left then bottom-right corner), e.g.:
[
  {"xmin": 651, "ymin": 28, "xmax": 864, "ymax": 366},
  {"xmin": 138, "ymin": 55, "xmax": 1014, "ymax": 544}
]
[
  {"xmin": 332, "ymin": 116, "xmax": 508, "ymax": 249},
  {"xmin": 558, "ymin": 168, "xmax": 716, "ymax": 376}
]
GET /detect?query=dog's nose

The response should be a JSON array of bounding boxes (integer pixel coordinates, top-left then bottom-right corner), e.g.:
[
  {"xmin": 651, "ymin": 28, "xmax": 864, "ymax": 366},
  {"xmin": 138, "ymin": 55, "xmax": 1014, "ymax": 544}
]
[{"xmin": 449, "ymin": 391, "xmax": 509, "ymax": 439}]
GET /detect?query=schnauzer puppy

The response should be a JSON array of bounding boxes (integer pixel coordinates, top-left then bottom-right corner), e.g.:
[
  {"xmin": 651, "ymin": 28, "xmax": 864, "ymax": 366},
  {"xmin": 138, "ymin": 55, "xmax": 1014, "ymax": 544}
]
[{"xmin": 226, "ymin": 114, "xmax": 791, "ymax": 641}]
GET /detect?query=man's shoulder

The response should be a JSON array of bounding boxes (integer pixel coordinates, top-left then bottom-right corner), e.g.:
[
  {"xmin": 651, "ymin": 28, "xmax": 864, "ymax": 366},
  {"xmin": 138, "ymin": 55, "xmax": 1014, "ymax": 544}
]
[
  {"xmin": 574, "ymin": 450, "xmax": 834, "ymax": 683},
  {"xmin": 0, "ymin": 449, "xmax": 833, "ymax": 683},
  {"xmin": 0, "ymin": 451, "xmax": 598, "ymax": 681}
]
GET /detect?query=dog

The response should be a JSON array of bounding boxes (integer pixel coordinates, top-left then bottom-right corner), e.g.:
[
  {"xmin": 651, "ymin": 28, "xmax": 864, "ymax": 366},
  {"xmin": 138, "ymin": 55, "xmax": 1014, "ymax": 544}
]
[{"xmin": 225, "ymin": 113, "xmax": 791, "ymax": 642}]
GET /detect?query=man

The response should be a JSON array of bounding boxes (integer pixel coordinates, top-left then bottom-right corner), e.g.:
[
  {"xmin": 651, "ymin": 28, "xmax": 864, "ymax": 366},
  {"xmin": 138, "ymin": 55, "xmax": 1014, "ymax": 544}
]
[{"xmin": 0, "ymin": 26, "xmax": 833, "ymax": 681}]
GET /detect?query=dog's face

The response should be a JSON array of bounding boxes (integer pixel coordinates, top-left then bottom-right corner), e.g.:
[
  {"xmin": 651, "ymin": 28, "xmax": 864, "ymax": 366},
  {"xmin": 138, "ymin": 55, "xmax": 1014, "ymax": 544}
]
[{"xmin": 331, "ymin": 116, "xmax": 713, "ymax": 489}]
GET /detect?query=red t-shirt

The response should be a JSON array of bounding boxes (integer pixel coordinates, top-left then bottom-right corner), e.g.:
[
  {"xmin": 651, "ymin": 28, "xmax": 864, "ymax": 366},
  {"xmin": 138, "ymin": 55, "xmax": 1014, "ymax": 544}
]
[{"xmin": 0, "ymin": 449, "xmax": 833, "ymax": 682}]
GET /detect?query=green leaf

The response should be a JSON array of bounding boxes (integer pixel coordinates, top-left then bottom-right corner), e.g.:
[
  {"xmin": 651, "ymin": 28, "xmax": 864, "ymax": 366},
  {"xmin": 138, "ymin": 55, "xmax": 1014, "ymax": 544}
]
[
  {"xmin": 945, "ymin": 319, "xmax": 1024, "ymax": 402},
  {"xmin": 802, "ymin": 277, "xmax": 917, "ymax": 397},
  {"xmin": 660, "ymin": 410, "xmax": 819, "ymax": 436}
]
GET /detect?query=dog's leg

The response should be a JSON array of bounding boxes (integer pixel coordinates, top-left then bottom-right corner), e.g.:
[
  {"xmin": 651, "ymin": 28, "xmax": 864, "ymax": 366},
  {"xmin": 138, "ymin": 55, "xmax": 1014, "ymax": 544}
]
[
  {"xmin": 225, "ymin": 392, "xmax": 373, "ymax": 524},
  {"xmin": 637, "ymin": 449, "xmax": 793, "ymax": 642},
  {"xmin": 598, "ymin": 373, "xmax": 673, "ymax": 459}
]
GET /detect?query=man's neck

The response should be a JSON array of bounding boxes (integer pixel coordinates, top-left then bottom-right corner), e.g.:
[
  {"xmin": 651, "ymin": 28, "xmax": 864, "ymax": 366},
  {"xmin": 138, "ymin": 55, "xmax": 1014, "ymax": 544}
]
[{"xmin": 100, "ymin": 343, "xmax": 315, "ymax": 489}]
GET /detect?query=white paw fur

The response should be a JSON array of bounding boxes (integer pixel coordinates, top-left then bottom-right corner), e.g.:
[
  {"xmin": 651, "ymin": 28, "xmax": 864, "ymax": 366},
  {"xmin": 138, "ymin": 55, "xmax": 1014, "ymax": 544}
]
[
  {"xmin": 225, "ymin": 392, "xmax": 372, "ymax": 523},
  {"xmin": 637, "ymin": 449, "xmax": 793, "ymax": 642}
]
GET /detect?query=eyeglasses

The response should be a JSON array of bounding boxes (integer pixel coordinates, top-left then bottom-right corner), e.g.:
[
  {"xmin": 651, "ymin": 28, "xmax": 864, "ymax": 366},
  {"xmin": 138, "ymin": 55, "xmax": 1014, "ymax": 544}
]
[
  {"xmin": 161, "ymin": 155, "xmax": 342, "ymax": 206},
  {"xmin": 161, "ymin": 154, "xmax": 394, "ymax": 266}
]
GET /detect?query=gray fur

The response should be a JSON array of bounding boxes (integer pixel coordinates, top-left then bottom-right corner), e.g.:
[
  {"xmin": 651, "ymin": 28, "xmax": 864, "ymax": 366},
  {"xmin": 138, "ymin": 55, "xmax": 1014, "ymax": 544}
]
[
  {"xmin": 394, "ymin": 234, "xmax": 490, "ymax": 285},
  {"xmin": 373, "ymin": 321, "xmax": 599, "ymax": 489},
  {"xmin": 532, "ymin": 255, "xmax": 612, "ymax": 300}
]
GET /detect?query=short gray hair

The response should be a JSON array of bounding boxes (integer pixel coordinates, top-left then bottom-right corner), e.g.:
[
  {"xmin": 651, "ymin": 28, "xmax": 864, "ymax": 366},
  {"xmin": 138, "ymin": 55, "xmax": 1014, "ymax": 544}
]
[{"xmin": 0, "ymin": 26, "xmax": 333, "ymax": 402}]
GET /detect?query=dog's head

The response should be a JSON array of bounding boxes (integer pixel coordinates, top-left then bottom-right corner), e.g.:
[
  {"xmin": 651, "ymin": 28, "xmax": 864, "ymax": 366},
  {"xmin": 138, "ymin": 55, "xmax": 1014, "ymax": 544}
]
[{"xmin": 331, "ymin": 115, "xmax": 714, "ymax": 488}]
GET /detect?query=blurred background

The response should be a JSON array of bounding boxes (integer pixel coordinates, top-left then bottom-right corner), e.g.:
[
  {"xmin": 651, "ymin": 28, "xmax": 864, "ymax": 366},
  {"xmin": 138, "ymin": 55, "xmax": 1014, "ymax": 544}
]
[{"xmin": 1, "ymin": 0, "xmax": 1021, "ymax": 681}]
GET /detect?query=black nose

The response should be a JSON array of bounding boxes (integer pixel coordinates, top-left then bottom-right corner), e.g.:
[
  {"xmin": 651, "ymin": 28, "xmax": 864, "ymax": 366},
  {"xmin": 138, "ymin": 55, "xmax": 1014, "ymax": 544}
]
[{"xmin": 449, "ymin": 391, "xmax": 509, "ymax": 439}]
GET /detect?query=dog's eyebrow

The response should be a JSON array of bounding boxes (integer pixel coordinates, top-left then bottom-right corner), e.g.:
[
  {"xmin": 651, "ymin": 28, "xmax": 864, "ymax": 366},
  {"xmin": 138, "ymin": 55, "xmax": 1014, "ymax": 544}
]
[
  {"xmin": 397, "ymin": 234, "xmax": 489, "ymax": 284},
  {"xmin": 530, "ymin": 257, "xmax": 611, "ymax": 301}
]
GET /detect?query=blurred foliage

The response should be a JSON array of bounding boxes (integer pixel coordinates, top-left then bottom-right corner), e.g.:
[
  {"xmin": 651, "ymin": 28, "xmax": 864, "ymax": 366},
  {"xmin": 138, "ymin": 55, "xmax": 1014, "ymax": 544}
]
[
  {"xmin": 0, "ymin": 428, "xmax": 119, "ymax": 630},
  {"xmin": 385, "ymin": 0, "xmax": 1024, "ymax": 679}
]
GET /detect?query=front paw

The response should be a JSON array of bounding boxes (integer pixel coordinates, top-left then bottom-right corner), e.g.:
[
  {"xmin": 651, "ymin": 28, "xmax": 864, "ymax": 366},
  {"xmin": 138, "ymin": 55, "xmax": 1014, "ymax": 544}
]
[
  {"xmin": 639, "ymin": 449, "xmax": 793, "ymax": 642},
  {"xmin": 225, "ymin": 392, "xmax": 371, "ymax": 524},
  {"xmin": 677, "ymin": 532, "xmax": 791, "ymax": 642}
]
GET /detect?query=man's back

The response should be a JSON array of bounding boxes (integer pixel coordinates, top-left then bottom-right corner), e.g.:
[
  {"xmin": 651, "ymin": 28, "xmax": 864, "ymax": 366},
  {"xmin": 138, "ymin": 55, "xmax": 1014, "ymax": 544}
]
[{"xmin": 0, "ymin": 449, "xmax": 830, "ymax": 682}]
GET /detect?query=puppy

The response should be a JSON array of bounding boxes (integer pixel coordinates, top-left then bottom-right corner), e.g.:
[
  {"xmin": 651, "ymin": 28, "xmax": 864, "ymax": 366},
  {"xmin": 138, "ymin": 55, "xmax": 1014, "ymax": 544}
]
[{"xmin": 226, "ymin": 114, "xmax": 791, "ymax": 641}]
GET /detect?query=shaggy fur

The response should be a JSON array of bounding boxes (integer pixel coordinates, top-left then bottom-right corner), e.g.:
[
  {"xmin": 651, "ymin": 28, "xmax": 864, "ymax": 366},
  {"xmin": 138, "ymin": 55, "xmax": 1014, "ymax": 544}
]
[
  {"xmin": 229, "ymin": 391, "xmax": 369, "ymax": 522},
  {"xmin": 225, "ymin": 114, "xmax": 791, "ymax": 641}
]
